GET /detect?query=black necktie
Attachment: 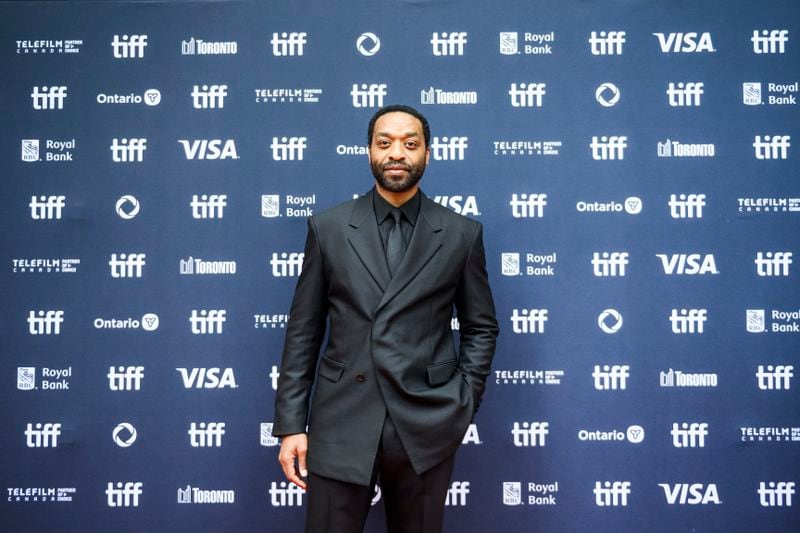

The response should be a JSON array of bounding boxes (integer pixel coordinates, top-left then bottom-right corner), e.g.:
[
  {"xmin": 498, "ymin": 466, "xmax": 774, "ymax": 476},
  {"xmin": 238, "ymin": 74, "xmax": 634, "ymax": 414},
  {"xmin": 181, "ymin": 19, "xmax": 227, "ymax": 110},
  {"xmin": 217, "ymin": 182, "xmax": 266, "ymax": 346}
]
[{"xmin": 386, "ymin": 209, "xmax": 405, "ymax": 277}]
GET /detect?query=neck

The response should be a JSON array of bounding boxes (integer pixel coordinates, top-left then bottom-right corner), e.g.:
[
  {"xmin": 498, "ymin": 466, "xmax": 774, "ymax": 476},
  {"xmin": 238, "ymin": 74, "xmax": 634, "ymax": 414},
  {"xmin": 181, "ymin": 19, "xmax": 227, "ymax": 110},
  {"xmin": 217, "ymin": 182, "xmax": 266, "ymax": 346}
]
[{"xmin": 375, "ymin": 183, "xmax": 418, "ymax": 207}]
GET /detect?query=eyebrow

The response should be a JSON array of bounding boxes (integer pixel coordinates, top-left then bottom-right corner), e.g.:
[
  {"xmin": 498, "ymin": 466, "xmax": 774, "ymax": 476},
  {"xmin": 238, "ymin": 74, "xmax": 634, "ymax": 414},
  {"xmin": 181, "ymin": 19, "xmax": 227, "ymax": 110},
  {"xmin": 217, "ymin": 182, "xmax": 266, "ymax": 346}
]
[{"xmin": 376, "ymin": 131, "xmax": 420, "ymax": 139}]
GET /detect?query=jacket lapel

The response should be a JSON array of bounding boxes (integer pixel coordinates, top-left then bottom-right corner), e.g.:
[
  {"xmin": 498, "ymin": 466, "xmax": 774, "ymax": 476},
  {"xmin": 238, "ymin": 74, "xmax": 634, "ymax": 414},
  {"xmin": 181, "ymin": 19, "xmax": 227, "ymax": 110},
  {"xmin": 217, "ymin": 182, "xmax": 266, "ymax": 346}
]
[
  {"xmin": 376, "ymin": 192, "xmax": 443, "ymax": 312},
  {"xmin": 347, "ymin": 189, "xmax": 391, "ymax": 292}
]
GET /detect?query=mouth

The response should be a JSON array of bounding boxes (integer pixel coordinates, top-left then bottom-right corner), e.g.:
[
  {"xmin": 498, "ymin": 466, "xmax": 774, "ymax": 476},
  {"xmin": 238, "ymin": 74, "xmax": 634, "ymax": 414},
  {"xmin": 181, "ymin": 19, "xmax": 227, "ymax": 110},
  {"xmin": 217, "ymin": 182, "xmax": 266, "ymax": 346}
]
[{"xmin": 383, "ymin": 166, "xmax": 409, "ymax": 176}]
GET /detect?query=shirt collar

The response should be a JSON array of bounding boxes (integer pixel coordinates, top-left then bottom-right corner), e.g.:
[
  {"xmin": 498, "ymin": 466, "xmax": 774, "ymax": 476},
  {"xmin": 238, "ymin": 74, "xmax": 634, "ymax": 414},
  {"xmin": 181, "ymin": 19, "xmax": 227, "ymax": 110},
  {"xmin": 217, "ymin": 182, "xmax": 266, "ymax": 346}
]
[{"xmin": 373, "ymin": 187, "xmax": 420, "ymax": 226}]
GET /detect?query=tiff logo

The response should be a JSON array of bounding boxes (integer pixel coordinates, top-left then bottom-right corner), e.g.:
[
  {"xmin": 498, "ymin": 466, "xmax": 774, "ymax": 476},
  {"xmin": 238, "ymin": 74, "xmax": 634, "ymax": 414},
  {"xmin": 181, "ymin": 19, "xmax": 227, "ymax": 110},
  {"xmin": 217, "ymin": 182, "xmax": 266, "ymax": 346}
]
[
  {"xmin": 752, "ymin": 30, "xmax": 789, "ymax": 54},
  {"xmin": 109, "ymin": 253, "xmax": 146, "ymax": 278},
  {"xmin": 755, "ymin": 251, "xmax": 792, "ymax": 276},
  {"xmin": 191, "ymin": 84, "xmax": 227, "ymax": 109},
  {"xmin": 25, "ymin": 423, "xmax": 61, "ymax": 447},
  {"xmin": 431, "ymin": 136, "xmax": 468, "ymax": 161},
  {"xmin": 509, "ymin": 83, "xmax": 545, "ymax": 107},
  {"xmin": 191, "ymin": 194, "xmax": 227, "ymax": 219},
  {"xmin": 190, "ymin": 309, "xmax": 226, "ymax": 334},
  {"xmin": 592, "ymin": 252, "xmax": 629, "ymax": 276},
  {"xmin": 670, "ymin": 309, "xmax": 707, "ymax": 334},
  {"xmin": 510, "ymin": 193, "xmax": 546, "ymax": 218},
  {"xmin": 594, "ymin": 481, "xmax": 631, "ymax": 506},
  {"xmin": 593, "ymin": 365, "xmax": 630, "ymax": 390},
  {"xmin": 108, "ymin": 366, "xmax": 144, "ymax": 391},
  {"xmin": 431, "ymin": 32, "xmax": 467, "ymax": 56},
  {"xmin": 669, "ymin": 194, "xmax": 705, "ymax": 219},
  {"xmin": 31, "ymin": 86, "xmax": 67, "ymax": 110},
  {"xmin": 111, "ymin": 34, "xmax": 147, "ymax": 58},
  {"xmin": 271, "ymin": 252, "xmax": 304, "ymax": 277},
  {"xmin": 590, "ymin": 136, "xmax": 627, "ymax": 160},
  {"xmin": 271, "ymin": 32, "xmax": 306, "ymax": 56},
  {"xmin": 271, "ymin": 137, "xmax": 307, "ymax": 161},
  {"xmin": 759, "ymin": 482, "xmax": 795, "ymax": 506},
  {"xmin": 589, "ymin": 31, "xmax": 626, "ymax": 55},
  {"xmin": 512, "ymin": 421, "xmax": 548, "ymax": 447},
  {"xmin": 28, "ymin": 310, "xmax": 64, "ymax": 335},
  {"xmin": 671, "ymin": 422, "xmax": 708, "ymax": 448},
  {"xmin": 510, "ymin": 308, "xmax": 547, "ymax": 334},
  {"xmin": 667, "ymin": 82, "xmax": 704, "ymax": 107},
  {"xmin": 445, "ymin": 481, "xmax": 470, "ymax": 506},
  {"xmin": 351, "ymin": 83, "xmax": 387, "ymax": 108},
  {"xmin": 30, "ymin": 195, "xmax": 65, "ymax": 219},
  {"xmin": 106, "ymin": 482, "xmax": 143, "ymax": 507},
  {"xmin": 110, "ymin": 138, "xmax": 147, "ymax": 162},
  {"xmin": 756, "ymin": 365, "xmax": 793, "ymax": 390},
  {"xmin": 188, "ymin": 422, "xmax": 226, "ymax": 447},
  {"xmin": 270, "ymin": 365, "xmax": 280, "ymax": 390},
  {"xmin": 753, "ymin": 135, "xmax": 790, "ymax": 160},
  {"xmin": 270, "ymin": 481, "xmax": 304, "ymax": 506}
]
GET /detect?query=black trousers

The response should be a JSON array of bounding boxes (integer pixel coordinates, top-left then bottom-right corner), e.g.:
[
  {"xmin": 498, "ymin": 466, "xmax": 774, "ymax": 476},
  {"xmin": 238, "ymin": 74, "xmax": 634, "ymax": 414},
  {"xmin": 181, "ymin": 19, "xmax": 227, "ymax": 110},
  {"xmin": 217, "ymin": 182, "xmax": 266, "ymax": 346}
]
[{"xmin": 303, "ymin": 414, "xmax": 457, "ymax": 533}]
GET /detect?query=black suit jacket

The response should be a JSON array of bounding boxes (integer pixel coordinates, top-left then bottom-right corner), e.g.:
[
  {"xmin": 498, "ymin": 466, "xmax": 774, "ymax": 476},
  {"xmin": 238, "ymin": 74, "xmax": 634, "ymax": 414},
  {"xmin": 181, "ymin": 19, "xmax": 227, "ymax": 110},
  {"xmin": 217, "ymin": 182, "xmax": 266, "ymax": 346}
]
[{"xmin": 273, "ymin": 188, "xmax": 499, "ymax": 486}]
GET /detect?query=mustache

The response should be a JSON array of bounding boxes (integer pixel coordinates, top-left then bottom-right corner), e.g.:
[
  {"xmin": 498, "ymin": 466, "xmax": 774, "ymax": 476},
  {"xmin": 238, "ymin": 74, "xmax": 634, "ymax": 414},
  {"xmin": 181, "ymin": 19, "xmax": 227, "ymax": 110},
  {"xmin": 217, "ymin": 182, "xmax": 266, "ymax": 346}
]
[{"xmin": 381, "ymin": 162, "xmax": 411, "ymax": 170}]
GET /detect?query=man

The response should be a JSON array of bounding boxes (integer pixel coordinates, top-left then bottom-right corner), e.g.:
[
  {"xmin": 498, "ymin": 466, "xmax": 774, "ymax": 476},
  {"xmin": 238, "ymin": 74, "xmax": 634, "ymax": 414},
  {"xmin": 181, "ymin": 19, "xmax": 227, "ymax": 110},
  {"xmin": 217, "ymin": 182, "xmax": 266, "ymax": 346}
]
[{"xmin": 273, "ymin": 104, "xmax": 499, "ymax": 533}]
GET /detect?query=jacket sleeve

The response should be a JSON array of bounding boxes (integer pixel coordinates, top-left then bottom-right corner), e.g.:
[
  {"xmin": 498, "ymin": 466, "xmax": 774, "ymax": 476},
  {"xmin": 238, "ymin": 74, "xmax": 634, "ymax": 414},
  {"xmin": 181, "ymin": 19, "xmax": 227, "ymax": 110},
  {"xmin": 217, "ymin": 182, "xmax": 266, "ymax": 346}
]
[
  {"xmin": 454, "ymin": 222, "xmax": 499, "ymax": 414},
  {"xmin": 272, "ymin": 216, "xmax": 328, "ymax": 436}
]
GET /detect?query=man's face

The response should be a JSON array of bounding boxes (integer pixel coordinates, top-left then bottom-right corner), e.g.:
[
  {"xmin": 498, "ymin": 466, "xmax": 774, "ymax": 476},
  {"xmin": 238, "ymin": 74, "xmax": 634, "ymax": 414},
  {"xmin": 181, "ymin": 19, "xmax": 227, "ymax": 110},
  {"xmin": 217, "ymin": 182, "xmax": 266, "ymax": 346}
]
[{"xmin": 369, "ymin": 112, "xmax": 430, "ymax": 193}]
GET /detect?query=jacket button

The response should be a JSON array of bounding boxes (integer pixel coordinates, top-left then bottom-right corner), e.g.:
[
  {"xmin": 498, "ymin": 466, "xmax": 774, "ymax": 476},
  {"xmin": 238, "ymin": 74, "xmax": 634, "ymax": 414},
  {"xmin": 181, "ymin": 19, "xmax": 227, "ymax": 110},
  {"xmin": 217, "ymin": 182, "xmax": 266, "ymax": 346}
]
[{"xmin": 356, "ymin": 373, "xmax": 366, "ymax": 383}]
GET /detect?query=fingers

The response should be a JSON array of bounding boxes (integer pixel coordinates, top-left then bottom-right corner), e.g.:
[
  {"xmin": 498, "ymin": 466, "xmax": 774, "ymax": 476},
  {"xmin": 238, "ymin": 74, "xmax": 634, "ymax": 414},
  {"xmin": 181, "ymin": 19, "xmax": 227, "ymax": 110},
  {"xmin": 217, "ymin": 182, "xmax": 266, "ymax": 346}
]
[{"xmin": 278, "ymin": 435, "xmax": 308, "ymax": 490}]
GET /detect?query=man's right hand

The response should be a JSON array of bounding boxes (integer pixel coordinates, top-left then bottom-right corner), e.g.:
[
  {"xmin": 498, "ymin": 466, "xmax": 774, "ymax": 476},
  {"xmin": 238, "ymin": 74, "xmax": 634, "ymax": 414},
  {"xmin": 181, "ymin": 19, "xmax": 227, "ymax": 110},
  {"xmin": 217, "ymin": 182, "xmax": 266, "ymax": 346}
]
[{"xmin": 278, "ymin": 433, "xmax": 308, "ymax": 490}]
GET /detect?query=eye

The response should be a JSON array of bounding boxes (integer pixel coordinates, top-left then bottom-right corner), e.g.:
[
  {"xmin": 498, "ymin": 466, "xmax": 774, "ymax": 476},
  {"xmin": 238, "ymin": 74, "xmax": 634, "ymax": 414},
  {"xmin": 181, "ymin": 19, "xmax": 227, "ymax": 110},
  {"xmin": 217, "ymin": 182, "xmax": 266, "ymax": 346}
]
[
  {"xmin": 377, "ymin": 140, "xmax": 390, "ymax": 147},
  {"xmin": 405, "ymin": 141, "xmax": 417, "ymax": 149}
]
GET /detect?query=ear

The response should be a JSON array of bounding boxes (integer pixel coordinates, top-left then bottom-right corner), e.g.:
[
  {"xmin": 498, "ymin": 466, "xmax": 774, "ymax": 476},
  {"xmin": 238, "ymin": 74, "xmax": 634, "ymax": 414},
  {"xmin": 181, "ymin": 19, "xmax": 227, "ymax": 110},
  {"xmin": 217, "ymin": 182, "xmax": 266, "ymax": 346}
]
[{"xmin": 425, "ymin": 147, "xmax": 431, "ymax": 166}]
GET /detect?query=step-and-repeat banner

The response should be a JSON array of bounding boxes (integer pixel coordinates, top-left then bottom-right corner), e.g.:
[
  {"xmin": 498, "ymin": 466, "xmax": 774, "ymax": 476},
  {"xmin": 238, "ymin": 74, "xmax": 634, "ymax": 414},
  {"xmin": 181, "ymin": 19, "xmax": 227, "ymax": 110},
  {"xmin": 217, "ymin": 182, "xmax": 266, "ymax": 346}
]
[{"xmin": 1, "ymin": 0, "xmax": 798, "ymax": 531}]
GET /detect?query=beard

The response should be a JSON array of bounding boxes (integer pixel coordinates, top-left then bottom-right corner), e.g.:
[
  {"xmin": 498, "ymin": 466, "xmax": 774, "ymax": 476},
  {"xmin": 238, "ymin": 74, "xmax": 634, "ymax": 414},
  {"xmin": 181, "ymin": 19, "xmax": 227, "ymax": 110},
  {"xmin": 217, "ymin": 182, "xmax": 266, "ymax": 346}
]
[{"xmin": 371, "ymin": 158, "xmax": 426, "ymax": 192}]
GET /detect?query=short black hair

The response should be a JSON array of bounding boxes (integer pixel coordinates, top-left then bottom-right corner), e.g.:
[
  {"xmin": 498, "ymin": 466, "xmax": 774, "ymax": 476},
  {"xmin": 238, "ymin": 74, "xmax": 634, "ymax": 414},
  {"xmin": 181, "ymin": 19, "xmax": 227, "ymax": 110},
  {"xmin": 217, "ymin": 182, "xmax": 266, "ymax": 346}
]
[{"xmin": 367, "ymin": 104, "xmax": 431, "ymax": 148}]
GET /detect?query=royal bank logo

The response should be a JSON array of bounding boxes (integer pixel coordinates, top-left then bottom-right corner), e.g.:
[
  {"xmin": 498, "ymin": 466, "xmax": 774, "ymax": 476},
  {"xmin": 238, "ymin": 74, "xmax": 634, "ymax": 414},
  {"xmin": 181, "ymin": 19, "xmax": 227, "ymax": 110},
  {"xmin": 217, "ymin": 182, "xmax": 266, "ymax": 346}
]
[
  {"xmin": 654, "ymin": 32, "xmax": 715, "ymax": 53},
  {"xmin": 753, "ymin": 135, "xmax": 790, "ymax": 159},
  {"xmin": 493, "ymin": 140, "xmax": 561, "ymax": 157},
  {"xmin": 254, "ymin": 88, "xmax": 322, "ymax": 103},
  {"xmin": 271, "ymin": 32, "xmax": 306, "ymax": 56},
  {"xmin": 660, "ymin": 369, "xmax": 718, "ymax": 388},
  {"xmin": 356, "ymin": 32, "xmax": 380, "ymax": 56},
  {"xmin": 112, "ymin": 422, "xmax": 137, "ymax": 447},
  {"xmin": 260, "ymin": 423, "xmax": 280, "ymax": 446},
  {"xmin": 752, "ymin": 29, "xmax": 789, "ymax": 54},
  {"xmin": 17, "ymin": 367, "xmax": 71, "ymax": 391},
  {"xmin": 261, "ymin": 194, "xmax": 316, "ymax": 218},
  {"xmin": 97, "ymin": 89, "xmax": 160, "ymax": 106},
  {"xmin": 106, "ymin": 482, "xmax": 143, "ymax": 507},
  {"xmin": 431, "ymin": 32, "xmax": 467, "ymax": 56},
  {"xmin": 191, "ymin": 194, "xmax": 227, "ymax": 219},
  {"xmin": 177, "ymin": 485, "xmax": 235, "ymax": 504},
  {"xmin": 495, "ymin": 369, "xmax": 563, "ymax": 385},
  {"xmin": 749, "ymin": 308, "xmax": 800, "ymax": 333},
  {"xmin": 594, "ymin": 481, "xmax": 631, "ymax": 506},
  {"xmin": 21, "ymin": 138, "xmax": 75, "ymax": 162},
  {"xmin": 738, "ymin": 197, "xmax": 800, "ymax": 214},
  {"xmin": 747, "ymin": 309, "xmax": 766, "ymax": 333},
  {"xmin": 501, "ymin": 252, "xmax": 556, "ymax": 277},
  {"xmin": 595, "ymin": 82, "xmax": 620, "ymax": 106},
  {"xmin": 743, "ymin": 82, "xmax": 797, "ymax": 106},
  {"xmin": 181, "ymin": 37, "xmax": 238, "ymax": 55},
  {"xmin": 502, "ymin": 482, "xmax": 559, "ymax": 506},
  {"xmin": 6, "ymin": 487, "xmax": 76, "ymax": 503},
  {"xmin": 254, "ymin": 313, "xmax": 289, "ymax": 330},
  {"xmin": 269, "ymin": 481, "xmax": 304, "ymax": 506},
  {"xmin": 598, "ymin": 309, "xmax": 623, "ymax": 334},
  {"xmin": 420, "ymin": 87, "xmax": 477, "ymax": 105},
  {"xmin": 17, "ymin": 39, "xmax": 83, "ymax": 54},
  {"xmin": 741, "ymin": 427, "xmax": 800, "ymax": 443},
  {"xmin": 657, "ymin": 139, "xmax": 715, "ymax": 157},
  {"xmin": 12, "ymin": 258, "xmax": 79, "ymax": 273},
  {"xmin": 111, "ymin": 34, "xmax": 147, "ymax": 58},
  {"xmin": 589, "ymin": 31, "xmax": 625, "ymax": 55},
  {"xmin": 31, "ymin": 86, "xmax": 67, "ymax": 110},
  {"xmin": 498, "ymin": 31, "xmax": 554, "ymax": 55},
  {"xmin": 499, "ymin": 32, "xmax": 518, "ymax": 54}
]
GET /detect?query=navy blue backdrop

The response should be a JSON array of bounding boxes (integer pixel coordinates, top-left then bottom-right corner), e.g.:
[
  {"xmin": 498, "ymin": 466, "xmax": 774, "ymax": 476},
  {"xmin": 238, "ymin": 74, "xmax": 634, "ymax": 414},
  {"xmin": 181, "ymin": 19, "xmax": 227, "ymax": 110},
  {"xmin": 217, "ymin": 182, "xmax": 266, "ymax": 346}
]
[{"xmin": 1, "ymin": 1, "xmax": 798, "ymax": 532}]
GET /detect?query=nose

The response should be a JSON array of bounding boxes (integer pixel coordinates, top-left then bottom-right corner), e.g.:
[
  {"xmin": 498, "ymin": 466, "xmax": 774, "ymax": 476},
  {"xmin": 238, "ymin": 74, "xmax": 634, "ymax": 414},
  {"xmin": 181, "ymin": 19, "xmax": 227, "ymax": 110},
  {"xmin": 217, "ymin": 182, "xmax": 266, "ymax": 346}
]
[{"xmin": 388, "ymin": 141, "xmax": 404, "ymax": 160}]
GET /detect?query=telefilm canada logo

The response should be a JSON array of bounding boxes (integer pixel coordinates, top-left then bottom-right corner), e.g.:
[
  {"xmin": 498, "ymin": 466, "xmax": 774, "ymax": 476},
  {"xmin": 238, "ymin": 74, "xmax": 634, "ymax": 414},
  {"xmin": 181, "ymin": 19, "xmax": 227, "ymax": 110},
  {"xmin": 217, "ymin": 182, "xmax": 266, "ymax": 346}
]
[
  {"xmin": 17, "ymin": 39, "xmax": 83, "ymax": 54},
  {"xmin": 254, "ymin": 313, "xmax": 289, "ymax": 329},
  {"xmin": 255, "ymin": 88, "xmax": 322, "ymax": 104},
  {"xmin": 6, "ymin": 487, "xmax": 76, "ymax": 503},
  {"xmin": 11, "ymin": 258, "xmax": 79, "ymax": 273},
  {"xmin": 494, "ymin": 369, "xmax": 563, "ymax": 385},
  {"xmin": 738, "ymin": 197, "xmax": 800, "ymax": 214},
  {"xmin": 493, "ymin": 139, "xmax": 561, "ymax": 156}
]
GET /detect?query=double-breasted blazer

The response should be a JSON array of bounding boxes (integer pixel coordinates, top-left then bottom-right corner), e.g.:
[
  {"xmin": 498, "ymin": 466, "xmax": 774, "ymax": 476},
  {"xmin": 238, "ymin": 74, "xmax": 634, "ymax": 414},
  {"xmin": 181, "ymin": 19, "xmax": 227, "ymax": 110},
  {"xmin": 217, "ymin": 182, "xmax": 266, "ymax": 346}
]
[{"xmin": 273, "ymin": 188, "xmax": 499, "ymax": 486}]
